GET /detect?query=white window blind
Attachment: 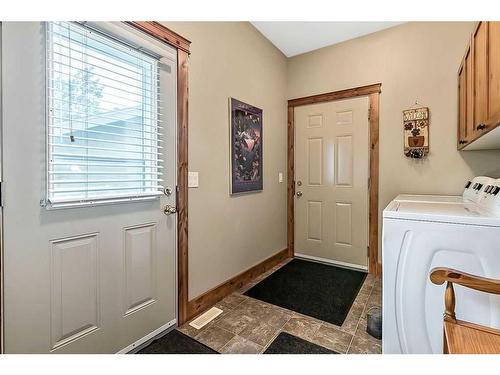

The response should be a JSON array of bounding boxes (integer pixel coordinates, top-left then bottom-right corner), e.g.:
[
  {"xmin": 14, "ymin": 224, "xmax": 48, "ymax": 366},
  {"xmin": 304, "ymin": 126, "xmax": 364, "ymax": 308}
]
[{"xmin": 46, "ymin": 21, "xmax": 163, "ymax": 207}]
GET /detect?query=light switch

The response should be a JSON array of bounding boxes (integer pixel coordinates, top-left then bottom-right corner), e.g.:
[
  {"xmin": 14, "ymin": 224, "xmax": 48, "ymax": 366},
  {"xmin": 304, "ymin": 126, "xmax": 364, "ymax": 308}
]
[
  {"xmin": 188, "ymin": 172, "xmax": 199, "ymax": 188},
  {"xmin": 279, "ymin": 172, "xmax": 284, "ymax": 183}
]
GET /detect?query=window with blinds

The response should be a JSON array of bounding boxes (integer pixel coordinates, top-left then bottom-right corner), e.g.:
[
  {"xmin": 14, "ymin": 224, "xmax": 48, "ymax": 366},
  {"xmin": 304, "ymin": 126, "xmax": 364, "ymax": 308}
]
[{"xmin": 46, "ymin": 21, "xmax": 163, "ymax": 207}]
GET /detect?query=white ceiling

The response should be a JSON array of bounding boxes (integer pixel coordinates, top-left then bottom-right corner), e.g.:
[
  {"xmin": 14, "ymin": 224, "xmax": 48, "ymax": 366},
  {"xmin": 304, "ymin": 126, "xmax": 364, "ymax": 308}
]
[{"xmin": 251, "ymin": 22, "xmax": 403, "ymax": 57}]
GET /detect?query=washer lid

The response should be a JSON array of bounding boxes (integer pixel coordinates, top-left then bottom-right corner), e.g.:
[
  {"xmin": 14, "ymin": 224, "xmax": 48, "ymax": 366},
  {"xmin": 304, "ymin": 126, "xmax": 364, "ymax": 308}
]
[
  {"xmin": 394, "ymin": 194, "xmax": 464, "ymax": 204},
  {"xmin": 383, "ymin": 200, "xmax": 500, "ymax": 226}
]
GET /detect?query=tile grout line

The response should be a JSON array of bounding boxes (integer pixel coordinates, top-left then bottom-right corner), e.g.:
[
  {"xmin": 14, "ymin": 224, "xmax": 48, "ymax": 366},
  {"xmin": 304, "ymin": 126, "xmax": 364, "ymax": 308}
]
[
  {"xmin": 215, "ymin": 263, "xmax": 291, "ymax": 354},
  {"xmin": 213, "ymin": 298, "xmax": 276, "ymax": 352},
  {"xmin": 187, "ymin": 295, "xmax": 248, "ymax": 342},
  {"xmin": 212, "ymin": 324, "xmax": 248, "ymax": 353},
  {"xmin": 346, "ymin": 277, "xmax": 376, "ymax": 353},
  {"xmin": 224, "ymin": 263, "xmax": 295, "ymax": 354},
  {"xmin": 258, "ymin": 312, "xmax": 293, "ymax": 353}
]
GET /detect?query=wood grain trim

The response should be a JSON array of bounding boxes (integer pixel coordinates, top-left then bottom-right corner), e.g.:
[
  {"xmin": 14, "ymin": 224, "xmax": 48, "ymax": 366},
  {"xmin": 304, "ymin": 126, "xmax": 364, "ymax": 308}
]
[
  {"xmin": 369, "ymin": 93, "xmax": 380, "ymax": 276},
  {"xmin": 457, "ymin": 58, "xmax": 465, "ymax": 150},
  {"xmin": 444, "ymin": 319, "xmax": 500, "ymax": 354},
  {"xmin": 186, "ymin": 248, "xmax": 290, "ymax": 320},
  {"xmin": 287, "ymin": 83, "xmax": 381, "ymax": 108},
  {"xmin": 177, "ymin": 49, "xmax": 189, "ymax": 325},
  {"xmin": 453, "ymin": 319, "xmax": 500, "ymax": 337},
  {"xmin": 430, "ymin": 267, "xmax": 500, "ymax": 295},
  {"xmin": 126, "ymin": 22, "xmax": 191, "ymax": 54},
  {"xmin": 287, "ymin": 106, "xmax": 295, "ymax": 258},
  {"xmin": 433, "ymin": 266, "xmax": 500, "ymax": 353},
  {"xmin": 287, "ymin": 84, "xmax": 381, "ymax": 275}
]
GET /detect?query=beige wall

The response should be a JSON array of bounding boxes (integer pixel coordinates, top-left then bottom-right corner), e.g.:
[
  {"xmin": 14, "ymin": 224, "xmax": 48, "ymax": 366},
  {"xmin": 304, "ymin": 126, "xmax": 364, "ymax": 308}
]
[
  {"xmin": 159, "ymin": 21, "xmax": 500, "ymax": 298},
  {"xmin": 161, "ymin": 22, "xmax": 288, "ymax": 299},
  {"xmin": 287, "ymin": 22, "xmax": 500, "ymax": 260}
]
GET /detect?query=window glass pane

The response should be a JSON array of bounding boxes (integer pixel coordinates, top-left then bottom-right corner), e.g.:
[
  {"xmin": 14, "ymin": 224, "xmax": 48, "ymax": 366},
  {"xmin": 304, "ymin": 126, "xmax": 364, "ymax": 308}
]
[{"xmin": 47, "ymin": 22, "xmax": 162, "ymax": 205}]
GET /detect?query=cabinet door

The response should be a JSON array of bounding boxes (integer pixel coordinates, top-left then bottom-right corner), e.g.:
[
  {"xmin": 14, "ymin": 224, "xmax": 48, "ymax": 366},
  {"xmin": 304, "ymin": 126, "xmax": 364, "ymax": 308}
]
[
  {"xmin": 473, "ymin": 22, "xmax": 489, "ymax": 135},
  {"xmin": 465, "ymin": 46, "xmax": 474, "ymax": 142},
  {"xmin": 488, "ymin": 22, "xmax": 500, "ymax": 122},
  {"xmin": 458, "ymin": 61, "xmax": 467, "ymax": 147}
]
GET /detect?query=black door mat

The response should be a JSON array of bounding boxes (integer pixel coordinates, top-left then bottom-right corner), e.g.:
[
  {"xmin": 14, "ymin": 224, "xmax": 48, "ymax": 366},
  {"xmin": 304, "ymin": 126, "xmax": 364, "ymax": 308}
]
[
  {"xmin": 244, "ymin": 258, "xmax": 366, "ymax": 326},
  {"xmin": 137, "ymin": 329, "xmax": 218, "ymax": 354},
  {"xmin": 264, "ymin": 332, "xmax": 337, "ymax": 354}
]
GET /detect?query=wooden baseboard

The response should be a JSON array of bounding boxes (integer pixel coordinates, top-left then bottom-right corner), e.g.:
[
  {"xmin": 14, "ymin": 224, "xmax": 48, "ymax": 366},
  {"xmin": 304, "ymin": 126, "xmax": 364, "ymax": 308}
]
[{"xmin": 186, "ymin": 248, "xmax": 290, "ymax": 320}]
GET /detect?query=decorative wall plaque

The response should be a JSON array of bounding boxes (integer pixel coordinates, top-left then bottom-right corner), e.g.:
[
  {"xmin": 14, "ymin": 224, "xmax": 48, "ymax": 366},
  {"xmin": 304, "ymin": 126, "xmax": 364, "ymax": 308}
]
[{"xmin": 403, "ymin": 106, "xmax": 429, "ymax": 159}]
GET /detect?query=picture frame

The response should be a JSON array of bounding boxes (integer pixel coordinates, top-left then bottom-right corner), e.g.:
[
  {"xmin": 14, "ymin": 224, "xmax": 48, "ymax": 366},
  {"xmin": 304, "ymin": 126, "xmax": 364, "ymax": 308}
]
[{"xmin": 229, "ymin": 98, "xmax": 263, "ymax": 194}]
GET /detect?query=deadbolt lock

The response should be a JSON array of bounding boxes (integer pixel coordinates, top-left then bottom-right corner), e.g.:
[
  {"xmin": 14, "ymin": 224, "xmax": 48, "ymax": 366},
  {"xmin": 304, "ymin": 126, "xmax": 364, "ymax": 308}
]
[
  {"xmin": 297, "ymin": 180, "xmax": 302, "ymax": 186},
  {"xmin": 163, "ymin": 186, "xmax": 173, "ymax": 196}
]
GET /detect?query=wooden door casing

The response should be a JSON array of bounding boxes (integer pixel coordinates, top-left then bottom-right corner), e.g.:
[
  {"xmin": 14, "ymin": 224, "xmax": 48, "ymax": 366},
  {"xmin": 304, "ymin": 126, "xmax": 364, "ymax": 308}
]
[{"xmin": 287, "ymin": 84, "xmax": 381, "ymax": 275}]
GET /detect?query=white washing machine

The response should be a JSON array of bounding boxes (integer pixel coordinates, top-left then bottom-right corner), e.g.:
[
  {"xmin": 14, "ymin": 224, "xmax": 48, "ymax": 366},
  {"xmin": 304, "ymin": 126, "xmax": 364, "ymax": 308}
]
[{"xmin": 382, "ymin": 176, "xmax": 500, "ymax": 354}]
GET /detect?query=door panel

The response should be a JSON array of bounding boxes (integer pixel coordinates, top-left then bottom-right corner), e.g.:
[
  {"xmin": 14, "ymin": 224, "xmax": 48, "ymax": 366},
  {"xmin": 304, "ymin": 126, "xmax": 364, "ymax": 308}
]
[
  {"xmin": 307, "ymin": 201, "xmax": 323, "ymax": 241},
  {"xmin": 335, "ymin": 135, "xmax": 353, "ymax": 186},
  {"xmin": 465, "ymin": 47, "xmax": 474, "ymax": 140},
  {"xmin": 50, "ymin": 234, "xmax": 100, "ymax": 350},
  {"xmin": 294, "ymin": 97, "xmax": 369, "ymax": 268},
  {"xmin": 2, "ymin": 23, "xmax": 177, "ymax": 353},
  {"xmin": 458, "ymin": 59, "xmax": 467, "ymax": 145},
  {"xmin": 123, "ymin": 223, "xmax": 157, "ymax": 316},
  {"xmin": 334, "ymin": 202, "xmax": 352, "ymax": 246},
  {"xmin": 473, "ymin": 22, "xmax": 488, "ymax": 134},
  {"xmin": 489, "ymin": 22, "xmax": 500, "ymax": 120},
  {"xmin": 307, "ymin": 138, "xmax": 323, "ymax": 185}
]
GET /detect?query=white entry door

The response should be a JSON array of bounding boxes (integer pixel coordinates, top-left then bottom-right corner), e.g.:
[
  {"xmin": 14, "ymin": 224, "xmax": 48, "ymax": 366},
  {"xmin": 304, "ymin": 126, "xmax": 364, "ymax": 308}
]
[
  {"xmin": 1, "ymin": 22, "xmax": 178, "ymax": 353},
  {"xmin": 294, "ymin": 97, "xmax": 369, "ymax": 269}
]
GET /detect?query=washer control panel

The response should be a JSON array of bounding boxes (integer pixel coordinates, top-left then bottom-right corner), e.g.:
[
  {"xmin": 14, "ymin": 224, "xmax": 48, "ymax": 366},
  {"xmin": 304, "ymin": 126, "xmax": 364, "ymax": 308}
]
[{"xmin": 463, "ymin": 176, "xmax": 500, "ymax": 216}]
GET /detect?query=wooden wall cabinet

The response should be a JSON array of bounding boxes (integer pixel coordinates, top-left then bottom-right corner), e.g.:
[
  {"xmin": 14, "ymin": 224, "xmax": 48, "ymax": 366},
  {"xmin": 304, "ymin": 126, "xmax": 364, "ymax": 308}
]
[{"xmin": 458, "ymin": 22, "xmax": 500, "ymax": 150}]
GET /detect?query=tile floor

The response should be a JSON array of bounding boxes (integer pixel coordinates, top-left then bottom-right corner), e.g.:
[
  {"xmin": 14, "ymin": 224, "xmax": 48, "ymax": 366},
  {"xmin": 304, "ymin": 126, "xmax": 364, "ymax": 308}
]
[{"xmin": 177, "ymin": 258, "xmax": 382, "ymax": 354}]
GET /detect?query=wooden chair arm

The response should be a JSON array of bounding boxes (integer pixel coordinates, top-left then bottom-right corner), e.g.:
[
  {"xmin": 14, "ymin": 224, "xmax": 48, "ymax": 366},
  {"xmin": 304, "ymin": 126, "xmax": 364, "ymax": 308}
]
[
  {"xmin": 430, "ymin": 267, "xmax": 500, "ymax": 295},
  {"xmin": 430, "ymin": 267, "xmax": 500, "ymax": 353}
]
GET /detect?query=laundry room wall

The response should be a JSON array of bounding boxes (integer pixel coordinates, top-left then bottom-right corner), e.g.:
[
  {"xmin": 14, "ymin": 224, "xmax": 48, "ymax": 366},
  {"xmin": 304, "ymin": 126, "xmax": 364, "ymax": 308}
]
[
  {"xmin": 160, "ymin": 22, "xmax": 288, "ymax": 299},
  {"xmin": 287, "ymin": 22, "xmax": 500, "ymax": 261}
]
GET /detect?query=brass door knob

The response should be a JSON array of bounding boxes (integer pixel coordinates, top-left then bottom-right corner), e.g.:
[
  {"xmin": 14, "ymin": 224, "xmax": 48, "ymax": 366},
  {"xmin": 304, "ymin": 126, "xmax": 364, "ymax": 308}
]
[
  {"xmin": 164, "ymin": 204, "xmax": 177, "ymax": 215},
  {"xmin": 296, "ymin": 191, "xmax": 303, "ymax": 198}
]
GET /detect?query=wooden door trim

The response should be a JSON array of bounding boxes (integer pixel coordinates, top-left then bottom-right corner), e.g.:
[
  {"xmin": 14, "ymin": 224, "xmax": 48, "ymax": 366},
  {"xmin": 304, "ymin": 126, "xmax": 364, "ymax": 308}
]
[
  {"xmin": 177, "ymin": 50, "xmax": 190, "ymax": 325},
  {"xmin": 126, "ymin": 22, "xmax": 191, "ymax": 325},
  {"xmin": 126, "ymin": 22, "xmax": 191, "ymax": 54},
  {"xmin": 288, "ymin": 83, "xmax": 381, "ymax": 108},
  {"xmin": 287, "ymin": 83, "xmax": 381, "ymax": 275}
]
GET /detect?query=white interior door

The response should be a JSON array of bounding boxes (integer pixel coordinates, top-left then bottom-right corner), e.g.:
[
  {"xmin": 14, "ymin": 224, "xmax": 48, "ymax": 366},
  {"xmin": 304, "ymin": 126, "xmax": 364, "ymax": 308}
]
[
  {"xmin": 1, "ymin": 22, "xmax": 178, "ymax": 353},
  {"xmin": 294, "ymin": 97, "xmax": 369, "ymax": 269}
]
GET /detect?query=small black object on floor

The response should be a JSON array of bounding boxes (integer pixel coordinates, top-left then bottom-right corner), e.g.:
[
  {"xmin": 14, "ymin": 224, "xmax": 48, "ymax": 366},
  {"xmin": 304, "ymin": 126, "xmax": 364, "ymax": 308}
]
[
  {"xmin": 264, "ymin": 332, "xmax": 337, "ymax": 354},
  {"xmin": 137, "ymin": 329, "xmax": 218, "ymax": 354},
  {"xmin": 245, "ymin": 258, "xmax": 366, "ymax": 326},
  {"xmin": 366, "ymin": 306, "xmax": 382, "ymax": 339}
]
